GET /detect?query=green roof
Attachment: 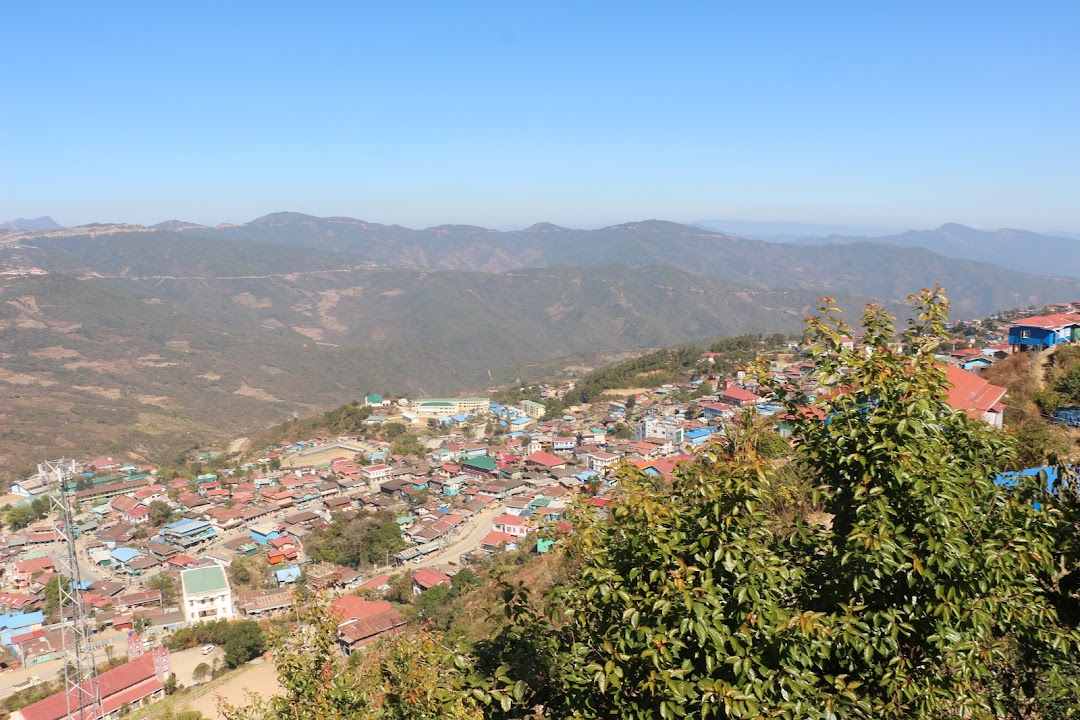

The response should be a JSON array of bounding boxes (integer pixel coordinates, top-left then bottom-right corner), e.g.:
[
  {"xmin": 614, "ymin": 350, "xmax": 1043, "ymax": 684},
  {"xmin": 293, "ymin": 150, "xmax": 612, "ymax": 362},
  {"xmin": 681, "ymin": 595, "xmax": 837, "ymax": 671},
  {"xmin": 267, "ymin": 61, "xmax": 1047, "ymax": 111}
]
[
  {"xmin": 182, "ymin": 565, "xmax": 230, "ymax": 595},
  {"xmin": 366, "ymin": 393, "xmax": 384, "ymax": 402},
  {"xmin": 420, "ymin": 401, "xmax": 454, "ymax": 407},
  {"xmin": 463, "ymin": 456, "xmax": 497, "ymax": 471}
]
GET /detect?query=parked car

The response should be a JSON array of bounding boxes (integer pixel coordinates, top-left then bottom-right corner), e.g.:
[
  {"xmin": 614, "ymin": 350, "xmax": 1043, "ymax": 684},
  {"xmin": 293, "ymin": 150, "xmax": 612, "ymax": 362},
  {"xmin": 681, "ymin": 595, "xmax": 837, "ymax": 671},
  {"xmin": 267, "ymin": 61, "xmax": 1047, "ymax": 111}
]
[{"xmin": 201, "ymin": 645, "xmax": 215, "ymax": 655}]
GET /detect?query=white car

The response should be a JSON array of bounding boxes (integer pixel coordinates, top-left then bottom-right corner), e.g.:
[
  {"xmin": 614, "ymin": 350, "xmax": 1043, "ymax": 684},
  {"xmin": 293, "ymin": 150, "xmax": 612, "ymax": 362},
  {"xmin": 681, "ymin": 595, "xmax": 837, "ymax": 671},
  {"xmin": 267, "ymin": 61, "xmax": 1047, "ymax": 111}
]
[{"xmin": 201, "ymin": 645, "xmax": 215, "ymax": 655}]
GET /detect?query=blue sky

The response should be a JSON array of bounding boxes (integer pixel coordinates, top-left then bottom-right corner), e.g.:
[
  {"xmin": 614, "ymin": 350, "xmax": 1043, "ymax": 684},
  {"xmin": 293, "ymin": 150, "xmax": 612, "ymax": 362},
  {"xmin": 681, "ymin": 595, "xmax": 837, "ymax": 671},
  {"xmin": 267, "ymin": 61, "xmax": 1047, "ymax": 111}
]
[{"xmin": 2, "ymin": 2, "xmax": 1078, "ymax": 231}]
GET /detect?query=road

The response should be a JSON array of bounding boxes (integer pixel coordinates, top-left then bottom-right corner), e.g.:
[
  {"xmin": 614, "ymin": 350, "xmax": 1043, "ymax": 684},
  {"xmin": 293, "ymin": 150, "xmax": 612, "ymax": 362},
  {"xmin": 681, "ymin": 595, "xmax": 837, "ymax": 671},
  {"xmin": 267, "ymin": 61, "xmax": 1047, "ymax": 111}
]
[{"xmin": 415, "ymin": 506, "xmax": 500, "ymax": 569}]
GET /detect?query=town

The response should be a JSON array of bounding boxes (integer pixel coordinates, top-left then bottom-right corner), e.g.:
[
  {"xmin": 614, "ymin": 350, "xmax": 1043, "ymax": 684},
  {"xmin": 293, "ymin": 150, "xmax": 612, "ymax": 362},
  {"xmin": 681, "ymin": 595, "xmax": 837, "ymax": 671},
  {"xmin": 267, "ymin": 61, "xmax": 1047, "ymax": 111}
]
[{"xmin": 1, "ymin": 302, "xmax": 1078, "ymax": 720}]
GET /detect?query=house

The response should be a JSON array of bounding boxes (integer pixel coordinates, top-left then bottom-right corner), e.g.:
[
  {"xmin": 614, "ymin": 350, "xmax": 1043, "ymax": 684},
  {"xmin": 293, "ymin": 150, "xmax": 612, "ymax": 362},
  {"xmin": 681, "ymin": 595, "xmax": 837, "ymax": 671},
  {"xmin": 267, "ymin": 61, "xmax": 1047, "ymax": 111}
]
[
  {"xmin": 944, "ymin": 365, "xmax": 1007, "ymax": 429},
  {"xmin": 491, "ymin": 514, "xmax": 532, "ymax": 538},
  {"xmin": 524, "ymin": 451, "xmax": 567, "ymax": 471},
  {"xmin": 249, "ymin": 522, "xmax": 281, "ymax": 546},
  {"xmin": 337, "ymin": 602, "xmax": 407, "ymax": 653},
  {"xmin": 0, "ymin": 611, "xmax": 44, "ymax": 647},
  {"xmin": 10, "ymin": 647, "xmax": 171, "ymax": 720},
  {"xmin": 364, "ymin": 393, "xmax": 390, "ymax": 407},
  {"xmin": 12, "ymin": 558, "xmax": 54, "ymax": 590},
  {"xmin": 1008, "ymin": 313, "xmax": 1080, "ymax": 351},
  {"xmin": 551, "ymin": 437, "xmax": 577, "ymax": 452},
  {"xmin": 581, "ymin": 450, "xmax": 621, "ymax": 473},
  {"xmin": 461, "ymin": 456, "xmax": 498, "ymax": 478},
  {"xmin": 180, "ymin": 565, "xmax": 234, "ymax": 624},
  {"xmin": 521, "ymin": 400, "xmax": 546, "ymax": 419},
  {"xmin": 160, "ymin": 519, "xmax": 216, "ymax": 549},
  {"xmin": 720, "ymin": 385, "xmax": 762, "ymax": 407},
  {"xmin": 412, "ymin": 568, "xmax": 452, "ymax": 595},
  {"xmin": 360, "ymin": 464, "xmax": 393, "ymax": 488},
  {"xmin": 478, "ymin": 531, "xmax": 518, "ymax": 552},
  {"xmin": 238, "ymin": 588, "xmax": 294, "ymax": 617}
]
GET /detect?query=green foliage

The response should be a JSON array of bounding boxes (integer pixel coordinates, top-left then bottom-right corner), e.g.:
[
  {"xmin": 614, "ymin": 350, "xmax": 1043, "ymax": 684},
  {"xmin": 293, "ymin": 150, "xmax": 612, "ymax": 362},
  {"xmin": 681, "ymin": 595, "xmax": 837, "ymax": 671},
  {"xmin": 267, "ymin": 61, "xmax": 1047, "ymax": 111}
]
[
  {"xmin": 465, "ymin": 289, "xmax": 1080, "ymax": 718},
  {"xmin": 147, "ymin": 500, "xmax": 175, "ymax": 526},
  {"xmin": 223, "ymin": 620, "xmax": 267, "ymax": 668},
  {"xmin": 192, "ymin": 662, "xmax": 211, "ymax": 684},
  {"xmin": 220, "ymin": 596, "xmax": 372, "ymax": 720},
  {"xmin": 165, "ymin": 618, "xmax": 265, "ymax": 667},
  {"xmin": 6, "ymin": 501, "xmax": 46, "ymax": 530},
  {"xmin": 222, "ymin": 597, "xmax": 480, "ymax": 720},
  {"xmin": 43, "ymin": 575, "xmax": 71, "ymax": 617},
  {"xmin": 390, "ymin": 434, "xmax": 426, "ymax": 457},
  {"xmin": 305, "ymin": 512, "xmax": 405, "ymax": 569},
  {"xmin": 149, "ymin": 573, "xmax": 179, "ymax": 605}
]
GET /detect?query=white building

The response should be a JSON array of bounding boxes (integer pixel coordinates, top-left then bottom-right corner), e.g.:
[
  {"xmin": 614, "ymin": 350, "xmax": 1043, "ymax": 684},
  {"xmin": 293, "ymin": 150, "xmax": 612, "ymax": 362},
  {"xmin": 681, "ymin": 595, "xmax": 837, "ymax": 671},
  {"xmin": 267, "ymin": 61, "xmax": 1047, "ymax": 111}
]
[{"xmin": 180, "ymin": 565, "xmax": 234, "ymax": 624}]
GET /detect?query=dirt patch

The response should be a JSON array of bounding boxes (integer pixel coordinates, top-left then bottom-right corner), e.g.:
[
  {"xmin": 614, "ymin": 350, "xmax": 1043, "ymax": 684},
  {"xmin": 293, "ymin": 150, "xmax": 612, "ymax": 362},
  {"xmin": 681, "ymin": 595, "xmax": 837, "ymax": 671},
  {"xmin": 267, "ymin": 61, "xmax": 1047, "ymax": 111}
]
[
  {"xmin": 0, "ymin": 367, "xmax": 57, "ymax": 386},
  {"xmin": 63, "ymin": 359, "xmax": 130, "ymax": 373},
  {"xmin": 292, "ymin": 326, "xmax": 324, "ymax": 341},
  {"xmin": 135, "ymin": 394, "xmax": 170, "ymax": 407},
  {"xmin": 181, "ymin": 661, "xmax": 282, "ymax": 719},
  {"xmin": 228, "ymin": 437, "xmax": 249, "ymax": 454},
  {"xmin": 166, "ymin": 340, "xmax": 191, "ymax": 352},
  {"xmin": 232, "ymin": 292, "xmax": 273, "ymax": 309},
  {"xmin": 380, "ymin": 288, "xmax": 406, "ymax": 296},
  {"xmin": 73, "ymin": 385, "xmax": 123, "ymax": 399},
  {"xmin": 199, "ymin": 372, "xmax": 222, "ymax": 381},
  {"xmin": 28, "ymin": 345, "xmax": 81, "ymax": 359},
  {"xmin": 601, "ymin": 387, "xmax": 652, "ymax": 398},
  {"xmin": 234, "ymin": 383, "xmax": 282, "ymax": 403},
  {"xmin": 260, "ymin": 318, "xmax": 285, "ymax": 329},
  {"xmin": 259, "ymin": 365, "xmax": 285, "ymax": 376}
]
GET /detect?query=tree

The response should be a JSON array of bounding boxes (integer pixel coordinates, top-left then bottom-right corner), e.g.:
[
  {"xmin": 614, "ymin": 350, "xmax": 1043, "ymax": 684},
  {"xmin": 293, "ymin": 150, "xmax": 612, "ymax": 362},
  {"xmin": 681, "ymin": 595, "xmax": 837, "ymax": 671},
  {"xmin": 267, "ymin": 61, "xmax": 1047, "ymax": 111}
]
[
  {"xmin": 469, "ymin": 289, "xmax": 1080, "ymax": 718},
  {"xmin": 148, "ymin": 500, "xmax": 174, "ymax": 526},
  {"xmin": 192, "ymin": 662, "xmax": 211, "ymax": 684},
  {"xmin": 6, "ymin": 504, "xmax": 34, "ymax": 530},
  {"xmin": 608, "ymin": 423, "xmax": 633, "ymax": 440},
  {"xmin": 43, "ymin": 576, "xmax": 70, "ymax": 617},
  {"xmin": 163, "ymin": 674, "xmax": 178, "ymax": 695},
  {"xmin": 220, "ymin": 598, "xmax": 479, "ymax": 720},
  {"xmin": 149, "ymin": 573, "xmax": 179, "ymax": 605},
  {"xmin": 223, "ymin": 620, "xmax": 266, "ymax": 668}
]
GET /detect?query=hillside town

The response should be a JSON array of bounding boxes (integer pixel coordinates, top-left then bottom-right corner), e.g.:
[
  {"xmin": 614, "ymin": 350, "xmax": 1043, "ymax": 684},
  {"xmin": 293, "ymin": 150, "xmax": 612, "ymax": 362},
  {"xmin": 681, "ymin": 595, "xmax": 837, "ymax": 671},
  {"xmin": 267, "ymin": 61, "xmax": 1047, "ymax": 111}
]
[{"xmin": 2, "ymin": 304, "xmax": 1078, "ymax": 720}]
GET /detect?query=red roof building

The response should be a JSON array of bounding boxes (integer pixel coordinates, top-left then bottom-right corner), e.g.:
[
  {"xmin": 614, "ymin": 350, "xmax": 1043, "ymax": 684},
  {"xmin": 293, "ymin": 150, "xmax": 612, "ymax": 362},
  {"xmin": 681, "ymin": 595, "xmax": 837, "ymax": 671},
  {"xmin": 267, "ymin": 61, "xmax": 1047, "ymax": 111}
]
[
  {"xmin": 11, "ymin": 648, "xmax": 169, "ymax": 720},
  {"xmin": 412, "ymin": 568, "xmax": 451, "ymax": 593},
  {"xmin": 944, "ymin": 365, "xmax": 1007, "ymax": 429}
]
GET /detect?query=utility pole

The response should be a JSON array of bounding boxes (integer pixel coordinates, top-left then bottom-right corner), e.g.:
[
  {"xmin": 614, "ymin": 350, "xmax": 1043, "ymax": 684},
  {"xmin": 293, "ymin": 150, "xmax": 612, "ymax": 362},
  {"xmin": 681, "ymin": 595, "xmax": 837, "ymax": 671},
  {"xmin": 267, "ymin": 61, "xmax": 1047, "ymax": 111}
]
[{"xmin": 44, "ymin": 459, "xmax": 102, "ymax": 720}]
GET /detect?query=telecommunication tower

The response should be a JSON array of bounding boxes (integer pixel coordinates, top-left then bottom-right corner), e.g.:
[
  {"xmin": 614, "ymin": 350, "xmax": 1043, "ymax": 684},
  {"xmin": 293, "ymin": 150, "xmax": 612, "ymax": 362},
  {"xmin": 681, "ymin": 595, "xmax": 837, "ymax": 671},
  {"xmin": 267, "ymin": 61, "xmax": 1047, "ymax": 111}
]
[{"xmin": 43, "ymin": 459, "xmax": 102, "ymax": 720}]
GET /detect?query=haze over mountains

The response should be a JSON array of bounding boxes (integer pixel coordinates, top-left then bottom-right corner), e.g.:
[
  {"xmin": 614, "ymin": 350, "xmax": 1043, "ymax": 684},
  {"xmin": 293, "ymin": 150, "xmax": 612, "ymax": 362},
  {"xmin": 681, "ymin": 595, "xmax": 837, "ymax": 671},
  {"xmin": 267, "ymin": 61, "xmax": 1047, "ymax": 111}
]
[{"xmin": 1, "ymin": 211, "xmax": 1079, "ymax": 474}]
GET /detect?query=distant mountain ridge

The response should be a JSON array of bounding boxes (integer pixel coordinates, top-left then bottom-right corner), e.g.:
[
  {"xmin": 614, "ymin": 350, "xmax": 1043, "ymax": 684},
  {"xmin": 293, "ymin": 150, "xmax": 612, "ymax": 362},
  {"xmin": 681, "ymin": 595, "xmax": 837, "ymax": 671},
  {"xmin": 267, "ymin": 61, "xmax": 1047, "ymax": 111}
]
[
  {"xmin": 0, "ymin": 216, "xmax": 62, "ymax": 232},
  {"xmin": 5, "ymin": 214, "xmax": 1080, "ymax": 317},
  {"xmin": 794, "ymin": 223, "xmax": 1080, "ymax": 277}
]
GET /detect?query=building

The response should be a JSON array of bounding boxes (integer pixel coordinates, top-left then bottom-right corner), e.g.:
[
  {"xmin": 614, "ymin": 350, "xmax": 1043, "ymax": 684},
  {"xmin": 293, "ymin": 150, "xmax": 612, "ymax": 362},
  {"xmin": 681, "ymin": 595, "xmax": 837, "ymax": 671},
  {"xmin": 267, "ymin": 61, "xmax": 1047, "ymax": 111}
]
[
  {"xmin": 944, "ymin": 365, "xmax": 1007, "ymax": 429},
  {"xmin": 11, "ymin": 647, "xmax": 171, "ymax": 720},
  {"xmin": 1008, "ymin": 313, "xmax": 1080, "ymax": 351},
  {"xmin": 521, "ymin": 400, "xmax": 546, "ymax": 419},
  {"xmin": 332, "ymin": 597, "xmax": 406, "ymax": 653},
  {"xmin": 180, "ymin": 565, "xmax": 234, "ymax": 624},
  {"xmin": 413, "ymin": 397, "xmax": 490, "ymax": 418},
  {"xmin": 160, "ymin": 519, "xmax": 216, "ymax": 549}
]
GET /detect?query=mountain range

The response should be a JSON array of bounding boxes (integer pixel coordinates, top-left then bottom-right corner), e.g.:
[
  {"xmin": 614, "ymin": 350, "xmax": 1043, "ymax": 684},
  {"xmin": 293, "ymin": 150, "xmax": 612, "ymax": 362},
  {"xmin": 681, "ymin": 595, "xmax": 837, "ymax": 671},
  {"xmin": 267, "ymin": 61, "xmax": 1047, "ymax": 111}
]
[
  {"xmin": 2, "ymin": 212, "xmax": 1079, "ymax": 475},
  {"xmin": 793, "ymin": 223, "xmax": 1080, "ymax": 277}
]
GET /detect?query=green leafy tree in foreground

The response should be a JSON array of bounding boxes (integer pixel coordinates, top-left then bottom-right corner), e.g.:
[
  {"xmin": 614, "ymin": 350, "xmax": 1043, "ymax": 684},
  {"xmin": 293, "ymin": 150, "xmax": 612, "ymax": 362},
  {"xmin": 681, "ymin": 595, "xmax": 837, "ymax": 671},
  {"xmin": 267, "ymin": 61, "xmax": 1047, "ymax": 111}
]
[{"xmin": 472, "ymin": 288, "xmax": 1080, "ymax": 719}]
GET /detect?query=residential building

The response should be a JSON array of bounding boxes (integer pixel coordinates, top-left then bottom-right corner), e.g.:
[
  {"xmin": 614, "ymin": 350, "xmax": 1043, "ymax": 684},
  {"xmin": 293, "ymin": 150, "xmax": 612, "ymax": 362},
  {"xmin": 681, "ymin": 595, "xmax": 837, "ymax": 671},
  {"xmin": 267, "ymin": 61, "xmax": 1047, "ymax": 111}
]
[
  {"xmin": 180, "ymin": 565, "xmax": 234, "ymax": 624},
  {"xmin": 1008, "ymin": 313, "xmax": 1080, "ymax": 351},
  {"xmin": 11, "ymin": 648, "xmax": 172, "ymax": 720}
]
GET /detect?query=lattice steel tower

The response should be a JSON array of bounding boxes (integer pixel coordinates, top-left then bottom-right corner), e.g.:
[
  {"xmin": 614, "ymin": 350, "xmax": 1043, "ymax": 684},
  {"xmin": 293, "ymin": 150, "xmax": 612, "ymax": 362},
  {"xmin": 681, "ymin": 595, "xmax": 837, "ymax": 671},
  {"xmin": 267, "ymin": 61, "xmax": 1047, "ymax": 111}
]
[{"xmin": 43, "ymin": 459, "xmax": 102, "ymax": 720}]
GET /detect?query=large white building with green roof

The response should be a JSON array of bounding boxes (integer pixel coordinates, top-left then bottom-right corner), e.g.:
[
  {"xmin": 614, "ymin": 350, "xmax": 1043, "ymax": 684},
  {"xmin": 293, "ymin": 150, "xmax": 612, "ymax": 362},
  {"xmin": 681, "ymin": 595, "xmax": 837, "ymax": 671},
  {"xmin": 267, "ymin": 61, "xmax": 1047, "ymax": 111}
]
[
  {"xmin": 413, "ymin": 397, "xmax": 490, "ymax": 417},
  {"xmin": 180, "ymin": 564, "xmax": 234, "ymax": 624}
]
